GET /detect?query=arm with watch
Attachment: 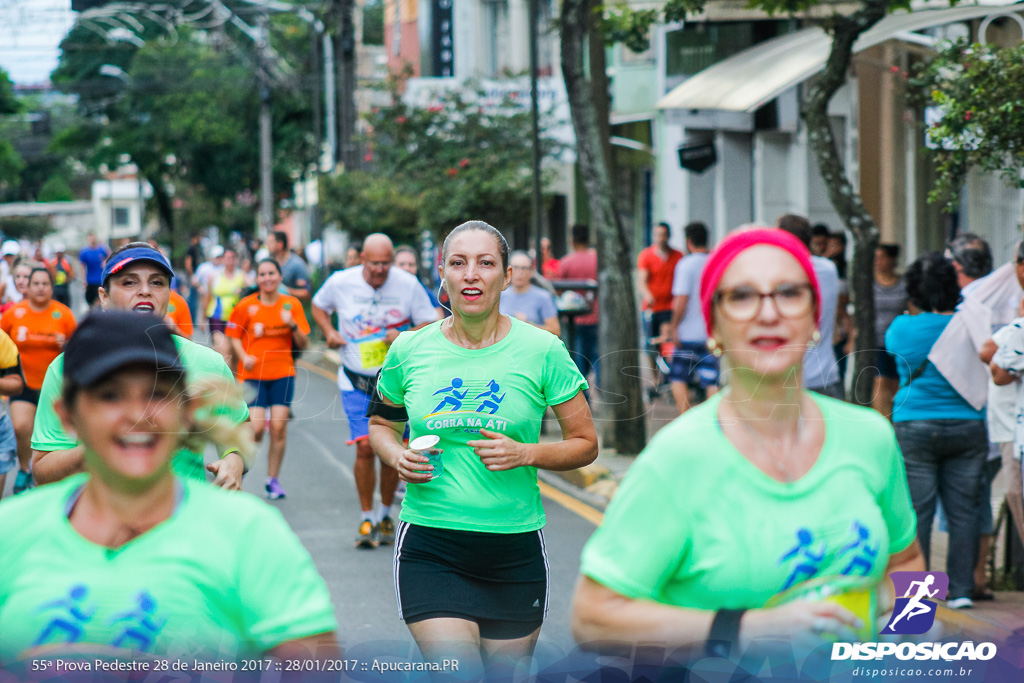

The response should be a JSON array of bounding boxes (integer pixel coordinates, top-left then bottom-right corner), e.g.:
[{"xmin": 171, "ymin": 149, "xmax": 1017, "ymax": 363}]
[{"xmin": 571, "ymin": 577, "xmax": 862, "ymax": 656}]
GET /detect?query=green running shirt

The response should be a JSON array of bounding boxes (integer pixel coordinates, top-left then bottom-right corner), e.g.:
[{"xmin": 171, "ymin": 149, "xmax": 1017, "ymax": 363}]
[
  {"xmin": 378, "ymin": 317, "xmax": 587, "ymax": 533},
  {"xmin": 581, "ymin": 392, "xmax": 917, "ymax": 610},
  {"xmin": 0, "ymin": 475, "xmax": 337, "ymax": 663},
  {"xmin": 31, "ymin": 336, "xmax": 250, "ymax": 482}
]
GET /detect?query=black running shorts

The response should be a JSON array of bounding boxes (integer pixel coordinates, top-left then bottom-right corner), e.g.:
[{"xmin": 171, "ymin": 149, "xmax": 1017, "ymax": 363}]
[{"xmin": 394, "ymin": 521, "xmax": 548, "ymax": 640}]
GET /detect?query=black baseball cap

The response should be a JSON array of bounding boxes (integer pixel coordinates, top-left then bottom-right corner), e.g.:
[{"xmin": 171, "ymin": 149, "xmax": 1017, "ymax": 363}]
[{"xmin": 64, "ymin": 310, "xmax": 183, "ymax": 387}]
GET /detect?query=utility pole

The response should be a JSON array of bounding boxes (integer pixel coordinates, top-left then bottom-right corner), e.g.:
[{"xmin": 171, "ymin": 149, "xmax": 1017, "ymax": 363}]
[
  {"xmin": 257, "ymin": 12, "xmax": 274, "ymax": 235},
  {"xmin": 528, "ymin": 0, "xmax": 543, "ymax": 260},
  {"xmin": 334, "ymin": 0, "xmax": 359, "ymax": 170}
]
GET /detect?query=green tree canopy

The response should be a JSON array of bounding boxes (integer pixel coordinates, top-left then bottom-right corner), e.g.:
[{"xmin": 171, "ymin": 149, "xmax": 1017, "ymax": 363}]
[
  {"xmin": 320, "ymin": 84, "xmax": 563, "ymax": 245},
  {"xmin": 910, "ymin": 39, "xmax": 1024, "ymax": 208},
  {"xmin": 0, "ymin": 67, "xmax": 24, "ymax": 190},
  {"xmin": 51, "ymin": 13, "xmax": 318, "ymax": 244}
]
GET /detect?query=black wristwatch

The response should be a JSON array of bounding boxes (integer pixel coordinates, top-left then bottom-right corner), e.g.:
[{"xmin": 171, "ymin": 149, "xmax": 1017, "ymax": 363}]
[{"xmin": 706, "ymin": 609, "xmax": 746, "ymax": 658}]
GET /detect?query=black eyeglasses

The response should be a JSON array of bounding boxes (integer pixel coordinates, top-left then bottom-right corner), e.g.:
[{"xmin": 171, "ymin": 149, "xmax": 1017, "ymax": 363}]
[{"xmin": 714, "ymin": 283, "xmax": 815, "ymax": 322}]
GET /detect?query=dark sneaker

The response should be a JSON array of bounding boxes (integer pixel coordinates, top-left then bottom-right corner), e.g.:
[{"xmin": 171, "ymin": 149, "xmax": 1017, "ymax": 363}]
[
  {"xmin": 265, "ymin": 477, "xmax": 286, "ymax": 500},
  {"xmin": 13, "ymin": 470, "xmax": 33, "ymax": 495},
  {"xmin": 378, "ymin": 516, "xmax": 396, "ymax": 545},
  {"xmin": 355, "ymin": 520, "xmax": 378, "ymax": 549}
]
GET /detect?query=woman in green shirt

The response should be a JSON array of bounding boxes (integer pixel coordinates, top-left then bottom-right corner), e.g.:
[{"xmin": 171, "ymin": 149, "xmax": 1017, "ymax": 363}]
[
  {"xmin": 369, "ymin": 221, "xmax": 598, "ymax": 676},
  {"xmin": 574, "ymin": 228, "xmax": 925, "ymax": 657},
  {"xmin": 0, "ymin": 311, "xmax": 339, "ymax": 667}
]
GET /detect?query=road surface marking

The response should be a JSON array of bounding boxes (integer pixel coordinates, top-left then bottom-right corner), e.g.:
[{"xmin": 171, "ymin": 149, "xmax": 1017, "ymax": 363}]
[{"xmin": 538, "ymin": 481, "xmax": 603, "ymax": 526}]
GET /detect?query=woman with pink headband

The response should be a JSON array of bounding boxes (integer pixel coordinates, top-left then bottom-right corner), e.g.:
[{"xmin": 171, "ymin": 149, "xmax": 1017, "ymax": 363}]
[{"xmin": 572, "ymin": 228, "xmax": 925, "ymax": 657}]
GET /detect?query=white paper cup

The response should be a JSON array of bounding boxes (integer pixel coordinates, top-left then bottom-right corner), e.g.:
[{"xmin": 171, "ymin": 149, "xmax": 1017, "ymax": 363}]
[{"xmin": 409, "ymin": 435, "xmax": 442, "ymax": 479}]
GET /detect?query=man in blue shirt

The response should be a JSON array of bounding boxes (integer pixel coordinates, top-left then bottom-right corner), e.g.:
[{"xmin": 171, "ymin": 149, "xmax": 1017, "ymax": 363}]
[
  {"xmin": 77, "ymin": 232, "xmax": 110, "ymax": 308},
  {"xmin": 266, "ymin": 231, "xmax": 310, "ymax": 300}
]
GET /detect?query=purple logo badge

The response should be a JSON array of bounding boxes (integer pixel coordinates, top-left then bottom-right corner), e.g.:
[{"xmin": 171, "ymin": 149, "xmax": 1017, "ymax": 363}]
[{"xmin": 881, "ymin": 571, "xmax": 949, "ymax": 635}]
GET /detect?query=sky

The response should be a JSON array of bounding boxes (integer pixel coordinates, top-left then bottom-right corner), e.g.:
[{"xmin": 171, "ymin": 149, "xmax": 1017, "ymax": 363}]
[{"xmin": 0, "ymin": 0, "xmax": 75, "ymax": 84}]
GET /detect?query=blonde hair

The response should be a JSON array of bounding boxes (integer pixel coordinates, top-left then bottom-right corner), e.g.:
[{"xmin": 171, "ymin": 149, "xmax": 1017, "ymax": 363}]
[{"xmin": 180, "ymin": 376, "xmax": 255, "ymax": 468}]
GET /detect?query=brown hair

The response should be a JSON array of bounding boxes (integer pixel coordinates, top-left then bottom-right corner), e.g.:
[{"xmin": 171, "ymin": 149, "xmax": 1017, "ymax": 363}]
[{"xmin": 441, "ymin": 221, "xmax": 510, "ymax": 270}]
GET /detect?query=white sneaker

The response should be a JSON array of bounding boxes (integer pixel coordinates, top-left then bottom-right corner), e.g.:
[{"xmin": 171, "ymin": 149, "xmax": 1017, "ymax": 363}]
[{"xmin": 946, "ymin": 597, "xmax": 974, "ymax": 610}]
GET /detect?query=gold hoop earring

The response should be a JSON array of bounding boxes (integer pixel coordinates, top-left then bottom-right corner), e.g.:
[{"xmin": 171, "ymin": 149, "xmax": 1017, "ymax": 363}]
[
  {"xmin": 707, "ymin": 338, "xmax": 722, "ymax": 358},
  {"xmin": 810, "ymin": 329, "xmax": 821, "ymax": 347}
]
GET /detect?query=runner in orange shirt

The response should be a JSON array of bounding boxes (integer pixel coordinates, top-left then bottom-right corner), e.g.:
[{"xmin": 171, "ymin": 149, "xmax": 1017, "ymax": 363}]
[
  {"xmin": 226, "ymin": 259, "xmax": 309, "ymax": 499},
  {"xmin": 166, "ymin": 289, "xmax": 194, "ymax": 338},
  {"xmin": 0, "ymin": 267, "xmax": 76, "ymax": 493}
]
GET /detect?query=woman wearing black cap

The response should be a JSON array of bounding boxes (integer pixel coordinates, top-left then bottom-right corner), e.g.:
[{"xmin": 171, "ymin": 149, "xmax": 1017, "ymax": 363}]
[{"xmin": 0, "ymin": 311, "xmax": 339, "ymax": 667}]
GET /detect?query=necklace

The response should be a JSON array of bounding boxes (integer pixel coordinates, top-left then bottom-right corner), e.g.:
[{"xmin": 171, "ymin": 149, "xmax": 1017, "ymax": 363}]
[{"xmin": 723, "ymin": 407, "xmax": 806, "ymax": 482}]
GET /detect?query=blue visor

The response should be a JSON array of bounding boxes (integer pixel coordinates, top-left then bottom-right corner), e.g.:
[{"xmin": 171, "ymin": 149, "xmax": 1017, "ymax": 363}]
[{"xmin": 101, "ymin": 247, "xmax": 174, "ymax": 284}]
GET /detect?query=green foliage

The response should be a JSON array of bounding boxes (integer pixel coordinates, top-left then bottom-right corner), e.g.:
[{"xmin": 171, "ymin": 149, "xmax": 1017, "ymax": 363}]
[
  {"xmin": 598, "ymin": 0, "xmax": 912, "ymax": 52},
  {"xmin": 0, "ymin": 140, "xmax": 23, "ymax": 191},
  {"xmin": 364, "ymin": 0, "xmax": 385, "ymax": 46},
  {"xmin": 37, "ymin": 175, "xmax": 75, "ymax": 202},
  {"xmin": 320, "ymin": 83, "xmax": 562, "ymax": 243},
  {"xmin": 0, "ymin": 68, "xmax": 18, "ymax": 115},
  {"xmin": 0, "ymin": 216, "xmax": 52, "ymax": 241},
  {"xmin": 0, "ymin": 67, "xmax": 23, "ymax": 189},
  {"xmin": 909, "ymin": 39, "xmax": 1024, "ymax": 208},
  {"xmin": 51, "ymin": 17, "xmax": 317, "ymax": 242}
]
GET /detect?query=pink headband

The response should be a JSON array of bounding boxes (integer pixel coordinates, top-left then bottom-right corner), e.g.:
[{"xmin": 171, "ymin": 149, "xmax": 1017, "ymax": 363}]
[{"xmin": 699, "ymin": 228, "xmax": 821, "ymax": 336}]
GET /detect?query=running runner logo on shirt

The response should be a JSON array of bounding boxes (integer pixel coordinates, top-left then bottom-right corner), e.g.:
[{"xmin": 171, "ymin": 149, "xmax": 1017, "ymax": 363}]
[
  {"xmin": 881, "ymin": 571, "xmax": 948, "ymax": 635},
  {"xmin": 424, "ymin": 377, "xmax": 509, "ymax": 432},
  {"xmin": 777, "ymin": 520, "xmax": 879, "ymax": 591},
  {"xmin": 31, "ymin": 585, "xmax": 167, "ymax": 653}
]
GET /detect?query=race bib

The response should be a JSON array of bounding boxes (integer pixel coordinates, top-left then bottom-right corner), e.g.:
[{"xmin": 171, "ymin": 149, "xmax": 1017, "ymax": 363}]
[
  {"xmin": 359, "ymin": 340, "xmax": 387, "ymax": 369},
  {"xmin": 55, "ymin": 272, "xmax": 67, "ymax": 285}
]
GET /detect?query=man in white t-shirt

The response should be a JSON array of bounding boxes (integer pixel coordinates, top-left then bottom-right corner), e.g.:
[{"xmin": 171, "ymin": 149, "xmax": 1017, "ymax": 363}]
[
  {"xmin": 668, "ymin": 222, "xmax": 718, "ymax": 415},
  {"xmin": 312, "ymin": 234, "xmax": 439, "ymax": 549},
  {"xmin": 0, "ymin": 240, "xmax": 19, "ymax": 303}
]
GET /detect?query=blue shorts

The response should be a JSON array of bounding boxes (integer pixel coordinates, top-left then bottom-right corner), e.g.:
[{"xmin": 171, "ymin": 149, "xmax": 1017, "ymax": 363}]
[
  {"xmin": 668, "ymin": 341, "xmax": 720, "ymax": 389},
  {"xmin": 0, "ymin": 414, "xmax": 16, "ymax": 475},
  {"xmin": 875, "ymin": 347, "xmax": 899, "ymax": 379},
  {"xmin": 342, "ymin": 389, "xmax": 372, "ymax": 444},
  {"xmin": 245, "ymin": 376, "xmax": 295, "ymax": 409}
]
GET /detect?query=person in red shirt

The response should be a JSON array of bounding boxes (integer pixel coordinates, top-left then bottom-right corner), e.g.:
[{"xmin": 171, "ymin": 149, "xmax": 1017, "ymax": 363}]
[
  {"xmin": 637, "ymin": 222, "xmax": 683, "ymax": 342},
  {"xmin": 541, "ymin": 237, "xmax": 560, "ymax": 280},
  {"xmin": 557, "ymin": 224, "xmax": 599, "ymax": 382},
  {"xmin": 166, "ymin": 289, "xmax": 194, "ymax": 338},
  {"xmin": 0, "ymin": 267, "xmax": 76, "ymax": 493},
  {"xmin": 227, "ymin": 259, "xmax": 310, "ymax": 500}
]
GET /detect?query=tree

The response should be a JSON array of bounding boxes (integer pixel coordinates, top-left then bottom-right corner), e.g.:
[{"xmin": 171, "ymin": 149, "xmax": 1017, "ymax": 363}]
[
  {"xmin": 562, "ymin": 0, "xmax": 912, "ymax": 427},
  {"xmin": 0, "ymin": 67, "xmax": 23, "ymax": 192},
  {"xmin": 561, "ymin": 0, "xmax": 646, "ymax": 453},
  {"xmin": 37, "ymin": 175, "xmax": 75, "ymax": 202},
  {"xmin": 320, "ymin": 83, "xmax": 563, "ymax": 245},
  {"xmin": 51, "ymin": 11, "xmax": 318, "ymax": 248},
  {"xmin": 910, "ymin": 39, "xmax": 1024, "ymax": 214}
]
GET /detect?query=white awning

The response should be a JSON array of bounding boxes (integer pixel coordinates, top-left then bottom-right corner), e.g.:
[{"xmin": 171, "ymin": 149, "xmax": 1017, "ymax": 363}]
[{"xmin": 657, "ymin": 2, "xmax": 1023, "ymax": 113}]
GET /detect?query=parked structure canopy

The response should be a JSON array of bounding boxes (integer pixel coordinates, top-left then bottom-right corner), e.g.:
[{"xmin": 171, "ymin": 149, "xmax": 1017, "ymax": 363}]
[{"xmin": 657, "ymin": 2, "xmax": 1023, "ymax": 113}]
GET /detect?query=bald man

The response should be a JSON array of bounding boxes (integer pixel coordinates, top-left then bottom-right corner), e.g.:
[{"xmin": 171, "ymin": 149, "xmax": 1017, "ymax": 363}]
[{"xmin": 312, "ymin": 234, "xmax": 440, "ymax": 548}]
